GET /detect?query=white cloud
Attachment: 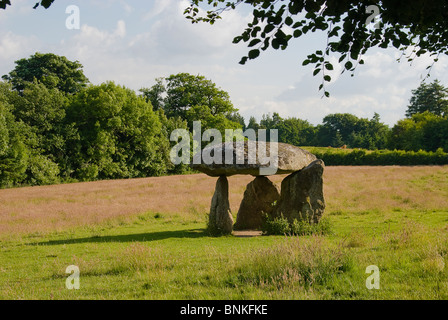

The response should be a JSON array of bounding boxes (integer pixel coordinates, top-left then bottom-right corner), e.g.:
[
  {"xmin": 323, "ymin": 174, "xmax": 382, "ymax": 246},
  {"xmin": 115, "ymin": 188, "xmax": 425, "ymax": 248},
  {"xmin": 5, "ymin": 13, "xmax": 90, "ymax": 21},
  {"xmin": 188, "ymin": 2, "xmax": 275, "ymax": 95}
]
[
  {"xmin": 142, "ymin": 0, "xmax": 172, "ymax": 21},
  {"xmin": 267, "ymin": 47, "xmax": 448, "ymax": 126},
  {"xmin": 115, "ymin": 20, "xmax": 126, "ymax": 38},
  {"xmin": 48, "ymin": 0, "xmax": 252, "ymax": 92},
  {"xmin": 2, "ymin": 1, "xmax": 448, "ymax": 129},
  {"xmin": 0, "ymin": 32, "xmax": 42, "ymax": 77}
]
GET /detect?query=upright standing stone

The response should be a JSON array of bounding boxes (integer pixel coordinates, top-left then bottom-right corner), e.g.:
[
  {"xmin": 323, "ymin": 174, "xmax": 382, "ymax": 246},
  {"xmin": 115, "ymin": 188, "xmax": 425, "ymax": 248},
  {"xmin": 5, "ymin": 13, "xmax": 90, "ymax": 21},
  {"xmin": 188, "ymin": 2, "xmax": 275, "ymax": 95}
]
[
  {"xmin": 234, "ymin": 176, "xmax": 280, "ymax": 230},
  {"xmin": 274, "ymin": 159, "xmax": 326, "ymax": 223},
  {"xmin": 209, "ymin": 176, "xmax": 234, "ymax": 235}
]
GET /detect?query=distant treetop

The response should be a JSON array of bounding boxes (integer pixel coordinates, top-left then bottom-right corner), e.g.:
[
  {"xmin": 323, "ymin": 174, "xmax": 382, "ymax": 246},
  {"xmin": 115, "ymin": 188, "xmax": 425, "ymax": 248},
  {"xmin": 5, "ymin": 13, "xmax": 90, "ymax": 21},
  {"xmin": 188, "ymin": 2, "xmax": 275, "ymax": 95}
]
[{"xmin": 2, "ymin": 52, "xmax": 89, "ymax": 95}]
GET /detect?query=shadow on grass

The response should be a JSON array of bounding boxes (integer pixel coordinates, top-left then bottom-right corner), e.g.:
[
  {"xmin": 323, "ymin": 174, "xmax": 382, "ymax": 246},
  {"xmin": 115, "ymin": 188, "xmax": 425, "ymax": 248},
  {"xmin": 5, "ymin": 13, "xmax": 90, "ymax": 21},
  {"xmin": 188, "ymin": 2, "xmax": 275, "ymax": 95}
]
[{"xmin": 32, "ymin": 228, "xmax": 208, "ymax": 246}]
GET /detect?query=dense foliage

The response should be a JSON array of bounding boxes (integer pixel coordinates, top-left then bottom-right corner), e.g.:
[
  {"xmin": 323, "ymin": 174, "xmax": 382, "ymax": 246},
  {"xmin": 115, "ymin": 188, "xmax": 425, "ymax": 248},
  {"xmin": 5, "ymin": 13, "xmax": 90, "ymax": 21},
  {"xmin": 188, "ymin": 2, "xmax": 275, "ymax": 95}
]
[
  {"xmin": 248, "ymin": 111, "xmax": 390, "ymax": 149},
  {"xmin": 140, "ymin": 73, "xmax": 243, "ymax": 134},
  {"xmin": 406, "ymin": 80, "xmax": 448, "ymax": 117},
  {"xmin": 0, "ymin": 53, "xmax": 250, "ymax": 188},
  {"xmin": 0, "ymin": 79, "xmax": 191, "ymax": 188},
  {"xmin": 2, "ymin": 53, "xmax": 89, "ymax": 95},
  {"xmin": 185, "ymin": 0, "xmax": 448, "ymax": 96},
  {"xmin": 262, "ymin": 214, "xmax": 333, "ymax": 236}
]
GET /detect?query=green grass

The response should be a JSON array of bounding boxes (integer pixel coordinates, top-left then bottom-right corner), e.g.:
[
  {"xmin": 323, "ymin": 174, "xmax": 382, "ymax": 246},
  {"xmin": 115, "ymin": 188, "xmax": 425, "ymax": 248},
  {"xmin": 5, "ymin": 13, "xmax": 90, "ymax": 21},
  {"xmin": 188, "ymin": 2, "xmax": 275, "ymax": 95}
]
[{"xmin": 1, "ymin": 206, "xmax": 447, "ymax": 300}]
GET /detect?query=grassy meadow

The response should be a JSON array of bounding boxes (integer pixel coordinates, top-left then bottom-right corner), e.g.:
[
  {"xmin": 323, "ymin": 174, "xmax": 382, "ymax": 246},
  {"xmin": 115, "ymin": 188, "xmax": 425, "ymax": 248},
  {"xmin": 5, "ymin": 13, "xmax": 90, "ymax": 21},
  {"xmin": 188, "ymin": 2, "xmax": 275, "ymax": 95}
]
[{"xmin": 1, "ymin": 166, "xmax": 448, "ymax": 299}]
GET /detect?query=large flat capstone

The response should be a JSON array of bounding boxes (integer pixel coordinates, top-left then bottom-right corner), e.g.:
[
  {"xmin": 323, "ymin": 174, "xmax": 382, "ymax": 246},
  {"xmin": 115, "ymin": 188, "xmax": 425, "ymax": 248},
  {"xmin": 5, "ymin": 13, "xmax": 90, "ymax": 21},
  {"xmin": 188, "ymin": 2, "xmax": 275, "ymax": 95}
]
[{"xmin": 191, "ymin": 141, "xmax": 317, "ymax": 176}]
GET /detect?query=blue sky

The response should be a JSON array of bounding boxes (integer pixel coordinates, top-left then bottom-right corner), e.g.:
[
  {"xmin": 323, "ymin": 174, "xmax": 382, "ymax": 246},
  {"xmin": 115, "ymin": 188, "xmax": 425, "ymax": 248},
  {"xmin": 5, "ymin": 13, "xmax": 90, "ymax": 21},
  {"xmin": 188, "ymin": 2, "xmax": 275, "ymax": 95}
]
[{"xmin": 1, "ymin": 0, "xmax": 448, "ymax": 126}]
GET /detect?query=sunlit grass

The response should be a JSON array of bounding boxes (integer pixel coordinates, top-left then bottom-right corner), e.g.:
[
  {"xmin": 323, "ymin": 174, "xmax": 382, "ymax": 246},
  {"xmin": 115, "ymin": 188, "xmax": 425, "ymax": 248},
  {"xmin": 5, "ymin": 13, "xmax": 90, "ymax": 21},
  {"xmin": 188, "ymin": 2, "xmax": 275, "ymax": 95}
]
[{"xmin": 0, "ymin": 166, "xmax": 447, "ymax": 299}]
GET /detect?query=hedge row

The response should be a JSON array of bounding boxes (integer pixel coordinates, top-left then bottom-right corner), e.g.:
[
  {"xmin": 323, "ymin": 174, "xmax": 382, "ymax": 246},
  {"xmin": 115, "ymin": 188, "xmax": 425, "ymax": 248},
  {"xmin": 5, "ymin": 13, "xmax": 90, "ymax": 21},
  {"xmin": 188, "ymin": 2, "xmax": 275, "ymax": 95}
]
[{"xmin": 309, "ymin": 148, "xmax": 448, "ymax": 166}]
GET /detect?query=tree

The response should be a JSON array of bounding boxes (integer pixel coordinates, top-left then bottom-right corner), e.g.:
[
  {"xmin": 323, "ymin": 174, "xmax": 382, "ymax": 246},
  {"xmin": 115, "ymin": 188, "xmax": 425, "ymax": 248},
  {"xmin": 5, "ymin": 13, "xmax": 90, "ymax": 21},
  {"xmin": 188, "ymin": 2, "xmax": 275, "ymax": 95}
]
[
  {"xmin": 406, "ymin": 80, "xmax": 448, "ymax": 117},
  {"xmin": 258, "ymin": 112, "xmax": 282, "ymax": 141},
  {"xmin": 141, "ymin": 73, "xmax": 240, "ymax": 130},
  {"xmin": 317, "ymin": 113, "xmax": 389, "ymax": 149},
  {"xmin": 6, "ymin": 81, "xmax": 69, "ymax": 172},
  {"xmin": 226, "ymin": 112, "xmax": 246, "ymax": 130},
  {"xmin": 140, "ymin": 77, "xmax": 165, "ymax": 112},
  {"xmin": 318, "ymin": 113, "xmax": 360, "ymax": 146},
  {"xmin": 0, "ymin": 81, "xmax": 60, "ymax": 187},
  {"xmin": 2, "ymin": 52, "xmax": 89, "ymax": 95},
  {"xmin": 260, "ymin": 112, "xmax": 282, "ymax": 129},
  {"xmin": 169, "ymin": 73, "xmax": 234, "ymax": 118},
  {"xmin": 252, "ymin": 113, "xmax": 317, "ymax": 145},
  {"xmin": 390, "ymin": 111, "xmax": 448, "ymax": 152},
  {"xmin": 157, "ymin": 110, "xmax": 191, "ymax": 175},
  {"xmin": 247, "ymin": 116, "xmax": 260, "ymax": 132},
  {"xmin": 186, "ymin": 104, "xmax": 242, "ymax": 135},
  {"xmin": 185, "ymin": 0, "xmax": 448, "ymax": 96},
  {"xmin": 65, "ymin": 82, "xmax": 171, "ymax": 181},
  {"xmin": 0, "ymin": 84, "xmax": 29, "ymax": 187},
  {"xmin": 274, "ymin": 117, "xmax": 316, "ymax": 146}
]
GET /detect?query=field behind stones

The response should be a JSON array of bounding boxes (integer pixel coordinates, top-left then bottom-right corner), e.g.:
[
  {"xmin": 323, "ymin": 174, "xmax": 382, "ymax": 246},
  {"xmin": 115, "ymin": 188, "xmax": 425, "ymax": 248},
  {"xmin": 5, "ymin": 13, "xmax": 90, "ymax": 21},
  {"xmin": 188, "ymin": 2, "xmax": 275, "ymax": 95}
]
[{"xmin": 1, "ymin": 166, "xmax": 448, "ymax": 299}]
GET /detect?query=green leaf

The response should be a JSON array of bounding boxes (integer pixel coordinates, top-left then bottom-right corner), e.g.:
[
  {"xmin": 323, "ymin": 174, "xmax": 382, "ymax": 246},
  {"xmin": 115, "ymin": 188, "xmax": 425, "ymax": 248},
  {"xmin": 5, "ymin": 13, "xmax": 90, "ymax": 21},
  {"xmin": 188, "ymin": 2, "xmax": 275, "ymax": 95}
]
[
  {"xmin": 40, "ymin": 0, "xmax": 54, "ymax": 8},
  {"xmin": 248, "ymin": 39, "xmax": 261, "ymax": 47},
  {"xmin": 338, "ymin": 54, "xmax": 347, "ymax": 63},
  {"xmin": 248, "ymin": 49, "xmax": 260, "ymax": 59},
  {"xmin": 264, "ymin": 24, "xmax": 275, "ymax": 34},
  {"xmin": 288, "ymin": 1, "xmax": 302, "ymax": 15},
  {"xmin": 313, "ymin": 68, "xmax": 321, "ymax": 76},
  {"xmin": 232, "ymin": 36, "xmax": 243, "ymax": 44},
  {"xmin": 261, "ymin": 38, "xmax": 270, "ymax": 51},
  {"xmin": 251, "ymin": 26, "xmax": 261, "ymax": 38},
  {"xmin": 293, "ymin": 30, "xmax": 302, "ymax": 38},
  {"xmin": 239, "ymin": 56, "xmax": 248, "ymax": 65},
  {"xmin": 324, "ymin": 75, "xmax": 331, "ymax": 82}
]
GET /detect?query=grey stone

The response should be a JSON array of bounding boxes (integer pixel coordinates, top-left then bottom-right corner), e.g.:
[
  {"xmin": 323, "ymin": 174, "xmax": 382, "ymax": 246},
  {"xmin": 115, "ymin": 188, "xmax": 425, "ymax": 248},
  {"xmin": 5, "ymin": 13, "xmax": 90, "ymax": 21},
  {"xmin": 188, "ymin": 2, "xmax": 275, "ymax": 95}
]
[
  {"xmin": 234, "ymin": 176, "xmax": 280, "ymax": 230},
  {"xmin": 191, "ymin": 141, "xmax": 317, "ymax": 177},
  {"xmin": 274, "ymin": 159, "xmax": 326, "ymax": 223},
  {"xmin": 209, "ymin": 176, "xmax": 234, "ymax": 234}
]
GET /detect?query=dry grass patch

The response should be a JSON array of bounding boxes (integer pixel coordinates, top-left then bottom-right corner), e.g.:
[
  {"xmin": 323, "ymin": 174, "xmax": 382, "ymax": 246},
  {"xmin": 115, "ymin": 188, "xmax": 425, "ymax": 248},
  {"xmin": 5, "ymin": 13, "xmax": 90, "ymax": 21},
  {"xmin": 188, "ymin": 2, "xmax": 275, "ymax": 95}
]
[{"xmin": 0, "ymin": 166, "xmax": 447, "ymax": 237}]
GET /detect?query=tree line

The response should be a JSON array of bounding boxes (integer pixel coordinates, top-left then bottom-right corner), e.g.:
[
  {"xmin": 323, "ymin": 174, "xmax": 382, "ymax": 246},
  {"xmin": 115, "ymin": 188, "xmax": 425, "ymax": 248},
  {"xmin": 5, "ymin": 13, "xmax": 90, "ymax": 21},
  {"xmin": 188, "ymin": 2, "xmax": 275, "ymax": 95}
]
[
  {"xmin": 1, "ymin": 52, "xmax": 447, "ymax": 188},
  {"xmin": 242, "ymin": 80, "xmax": 448, "ymax": 153}
]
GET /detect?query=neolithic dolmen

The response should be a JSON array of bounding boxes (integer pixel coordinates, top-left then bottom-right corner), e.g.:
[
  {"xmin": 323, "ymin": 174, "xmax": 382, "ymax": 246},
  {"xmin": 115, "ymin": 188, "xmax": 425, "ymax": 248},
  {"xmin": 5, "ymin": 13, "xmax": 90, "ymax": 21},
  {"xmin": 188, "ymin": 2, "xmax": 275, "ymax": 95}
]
[{"xmin": 191, "ymin": 141, "xmax": 325, "ymax": 235}]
